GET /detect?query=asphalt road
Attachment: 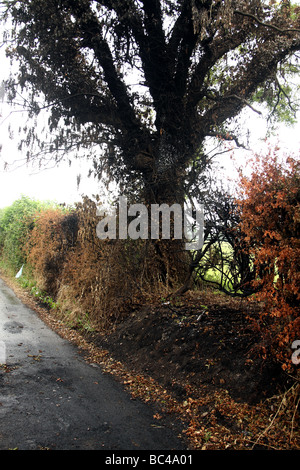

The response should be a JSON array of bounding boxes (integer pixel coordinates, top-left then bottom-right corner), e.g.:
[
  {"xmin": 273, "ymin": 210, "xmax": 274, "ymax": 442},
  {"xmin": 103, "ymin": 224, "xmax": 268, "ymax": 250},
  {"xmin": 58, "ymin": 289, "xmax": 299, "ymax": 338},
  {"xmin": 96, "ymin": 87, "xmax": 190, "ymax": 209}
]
[{"xmin": 0, "ymin": 277, "xmax": 185, "ymax": 451}]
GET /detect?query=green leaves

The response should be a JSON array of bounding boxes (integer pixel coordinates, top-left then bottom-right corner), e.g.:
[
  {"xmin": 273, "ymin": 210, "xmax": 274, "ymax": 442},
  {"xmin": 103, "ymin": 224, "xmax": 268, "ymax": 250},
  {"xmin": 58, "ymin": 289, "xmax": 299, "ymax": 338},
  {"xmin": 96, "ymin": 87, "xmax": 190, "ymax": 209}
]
[
  {"xmin": 0, "ymin": 196, "xmax": 55, "ymax": 272},
  {"xmin": 251, "ymin": 64, "xmax": 300, "ymax": 127}
]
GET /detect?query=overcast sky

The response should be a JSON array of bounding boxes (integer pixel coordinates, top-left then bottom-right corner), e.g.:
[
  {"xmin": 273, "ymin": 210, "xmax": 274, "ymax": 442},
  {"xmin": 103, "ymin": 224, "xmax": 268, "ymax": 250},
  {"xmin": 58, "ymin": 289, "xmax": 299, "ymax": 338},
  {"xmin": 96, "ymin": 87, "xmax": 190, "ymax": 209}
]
[
  {"xmin": 0, "ymin": 15, "xmax": 299, "ymax": 209},
  {"xmin": 0, "ymin": 40, "xmax": 113, "ymax": 209}
]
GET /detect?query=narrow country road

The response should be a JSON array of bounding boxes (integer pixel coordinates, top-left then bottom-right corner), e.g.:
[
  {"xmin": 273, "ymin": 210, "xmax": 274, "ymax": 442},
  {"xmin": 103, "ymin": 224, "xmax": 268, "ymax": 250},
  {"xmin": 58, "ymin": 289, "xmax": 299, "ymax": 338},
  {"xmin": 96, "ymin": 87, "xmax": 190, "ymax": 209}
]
[{"xmin": 0, "ymin": 277, "xmax": 185, "ymax": 451}]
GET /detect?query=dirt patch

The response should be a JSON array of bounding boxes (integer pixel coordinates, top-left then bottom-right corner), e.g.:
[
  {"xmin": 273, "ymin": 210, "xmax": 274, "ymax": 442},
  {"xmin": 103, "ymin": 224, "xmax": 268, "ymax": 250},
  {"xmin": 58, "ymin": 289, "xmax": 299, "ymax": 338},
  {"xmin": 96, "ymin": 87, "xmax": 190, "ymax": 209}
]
[{"xmin": 82, "ymin": 290, "xmax": 285, "ymax": 405}]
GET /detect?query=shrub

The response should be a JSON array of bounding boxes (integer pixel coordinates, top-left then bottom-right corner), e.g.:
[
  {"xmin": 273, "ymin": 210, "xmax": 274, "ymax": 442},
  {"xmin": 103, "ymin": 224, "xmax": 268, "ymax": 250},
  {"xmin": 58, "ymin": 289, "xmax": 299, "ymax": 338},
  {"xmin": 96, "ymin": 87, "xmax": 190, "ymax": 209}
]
[
  {"xmin": 21, "ymin": 196, "xmax": 166, "ymax": 330},
  {"xmin": 24, "ymin": 206, "xmax": 78, "ymax": 297},
  {"xmin": 1, "ymin": 194, "xmax": 184, "ymax": 331},
  {"xmin": 0, "ymin": 196, "xmax": 45, "ymax": 272},
  {"xmin": 237, "ymin": 148, "xmax": 300, "ymax": 371},
  {"xmin": 56, "ymin": 197, "xmax": 164, "ymax": 330}
]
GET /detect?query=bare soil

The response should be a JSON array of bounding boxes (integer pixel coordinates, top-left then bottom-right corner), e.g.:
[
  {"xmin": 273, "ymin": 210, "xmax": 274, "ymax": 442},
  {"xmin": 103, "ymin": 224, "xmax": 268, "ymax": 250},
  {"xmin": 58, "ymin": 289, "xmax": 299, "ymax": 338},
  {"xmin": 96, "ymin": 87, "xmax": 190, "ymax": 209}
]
[{"xmin": 82, "ymin": 290, "xmax": 286, "ymax": 405}]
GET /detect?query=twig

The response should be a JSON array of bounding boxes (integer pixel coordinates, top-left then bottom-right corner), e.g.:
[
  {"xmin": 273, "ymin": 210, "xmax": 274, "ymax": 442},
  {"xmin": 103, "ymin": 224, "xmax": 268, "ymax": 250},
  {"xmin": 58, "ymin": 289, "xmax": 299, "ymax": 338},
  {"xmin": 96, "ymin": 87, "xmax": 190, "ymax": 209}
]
[
  {"xmin": 234, "ymin": 10, "xmax": 300, "ymax": 34},
  {"xmin": 290, "ymin": 385, "xmax": 300, "ymax": 443},
  {"xmin": 224, "ymin": 94, "xmax": 262, "ymax": 115},
  {"xmin": 246, "ymin": 439, "xmax": 280, "ymax": 451},
  {"xmin": 251, "ymin": 395, "xmax": 285, "ymax": 449},
  {"xmin": 252, "ymin": 382, "xmax": 299, "ymax": 449}
]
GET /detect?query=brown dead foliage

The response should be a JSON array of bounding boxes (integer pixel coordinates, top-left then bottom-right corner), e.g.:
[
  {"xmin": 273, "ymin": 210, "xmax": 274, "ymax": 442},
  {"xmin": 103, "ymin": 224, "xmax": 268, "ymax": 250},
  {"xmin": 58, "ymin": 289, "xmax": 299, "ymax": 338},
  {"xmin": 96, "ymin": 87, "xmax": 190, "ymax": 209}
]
[{"xmin": 25, "ymin": 197, "xmax": 180, "ymax": 330}]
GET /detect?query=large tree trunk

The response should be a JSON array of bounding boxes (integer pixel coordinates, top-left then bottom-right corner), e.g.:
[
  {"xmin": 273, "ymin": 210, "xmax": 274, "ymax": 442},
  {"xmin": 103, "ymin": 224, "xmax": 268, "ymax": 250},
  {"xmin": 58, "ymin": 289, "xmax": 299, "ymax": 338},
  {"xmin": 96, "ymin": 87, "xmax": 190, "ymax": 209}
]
[{"xmin": 137, "ymin": 138, "xmax": 192, "ymax": 288}]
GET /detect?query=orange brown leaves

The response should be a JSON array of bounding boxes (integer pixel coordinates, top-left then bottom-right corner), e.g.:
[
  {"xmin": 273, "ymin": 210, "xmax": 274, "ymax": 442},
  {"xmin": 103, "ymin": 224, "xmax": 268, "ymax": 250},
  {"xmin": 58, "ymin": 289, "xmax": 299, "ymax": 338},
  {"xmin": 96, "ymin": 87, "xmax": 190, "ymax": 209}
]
[{"xmin": 236, "ymin": 148, "xmax": 300, "ymax": 372}]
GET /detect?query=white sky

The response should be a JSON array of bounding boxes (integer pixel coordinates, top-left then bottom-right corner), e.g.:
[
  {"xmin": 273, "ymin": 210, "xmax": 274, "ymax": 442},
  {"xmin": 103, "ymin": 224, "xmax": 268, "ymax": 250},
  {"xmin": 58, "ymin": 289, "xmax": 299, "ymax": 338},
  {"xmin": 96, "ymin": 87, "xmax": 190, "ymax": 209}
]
[
  {"xmin": 0, "ymin": 71, "xmax": 103, "ymax": 209},
  {"xmin": 0, "ymin": 14, "xmax": 300, "ymax": 209}
]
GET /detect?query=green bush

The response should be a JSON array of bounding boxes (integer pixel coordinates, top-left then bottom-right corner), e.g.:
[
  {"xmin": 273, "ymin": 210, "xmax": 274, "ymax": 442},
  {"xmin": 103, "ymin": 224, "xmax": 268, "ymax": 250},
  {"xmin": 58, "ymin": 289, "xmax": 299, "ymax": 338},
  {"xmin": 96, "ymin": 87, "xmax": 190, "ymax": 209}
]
[{"xmin": 0, "ymin": 196, "xmax": 54, "ymax": 273}]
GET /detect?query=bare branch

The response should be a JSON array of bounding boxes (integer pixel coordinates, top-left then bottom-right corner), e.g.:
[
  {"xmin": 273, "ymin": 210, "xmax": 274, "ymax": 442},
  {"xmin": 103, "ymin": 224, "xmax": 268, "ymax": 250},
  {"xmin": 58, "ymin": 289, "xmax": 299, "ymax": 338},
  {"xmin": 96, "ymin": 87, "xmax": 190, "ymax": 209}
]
[
  {"xmin": 224, "ymin": 95, "xmax": 263, "ymax": 115},
  {"xmin": 206, "ymin": 131, "xmax": 248, "ymax": 150},
  {"xmin": 234, "ymin": 10, "xmax": 300, "ymax": 34}
]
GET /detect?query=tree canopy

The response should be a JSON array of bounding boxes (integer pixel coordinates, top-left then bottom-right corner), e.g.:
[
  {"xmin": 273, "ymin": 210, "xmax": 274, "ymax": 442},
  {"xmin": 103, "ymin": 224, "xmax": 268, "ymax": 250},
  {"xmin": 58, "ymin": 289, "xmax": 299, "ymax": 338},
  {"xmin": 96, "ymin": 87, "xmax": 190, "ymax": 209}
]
[{"xmin": 1, "ymin": 0, "xmax": 300, "ymax": 202}]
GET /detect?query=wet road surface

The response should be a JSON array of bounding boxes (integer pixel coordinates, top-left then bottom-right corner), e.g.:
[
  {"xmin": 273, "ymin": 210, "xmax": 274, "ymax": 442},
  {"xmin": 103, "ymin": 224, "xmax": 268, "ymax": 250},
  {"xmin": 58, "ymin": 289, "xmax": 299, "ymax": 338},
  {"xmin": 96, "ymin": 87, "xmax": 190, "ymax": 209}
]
[{"xmin": 0, "ymin": 277, "xmax": 185, "ymax": 451}]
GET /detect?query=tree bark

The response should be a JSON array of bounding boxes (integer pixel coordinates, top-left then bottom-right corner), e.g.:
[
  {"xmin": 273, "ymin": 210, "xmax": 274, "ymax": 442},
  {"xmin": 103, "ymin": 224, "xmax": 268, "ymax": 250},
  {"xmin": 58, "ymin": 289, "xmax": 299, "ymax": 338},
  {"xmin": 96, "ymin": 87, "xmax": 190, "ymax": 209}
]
[{"xmin": 137, "ymin": 139, "xmax": 192, "ymax": 288}]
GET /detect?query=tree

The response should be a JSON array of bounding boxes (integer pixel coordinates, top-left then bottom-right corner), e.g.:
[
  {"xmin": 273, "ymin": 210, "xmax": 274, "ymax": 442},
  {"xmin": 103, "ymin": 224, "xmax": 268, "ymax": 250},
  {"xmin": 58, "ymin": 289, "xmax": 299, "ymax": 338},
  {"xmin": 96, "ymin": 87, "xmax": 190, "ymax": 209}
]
[
  {"xmin": 237, "ymin": 149, "xmax": 300, "ymax": 370},
  {"xmin": 1, "ymin": 0, "xmax": 300, "ymax": 282}
]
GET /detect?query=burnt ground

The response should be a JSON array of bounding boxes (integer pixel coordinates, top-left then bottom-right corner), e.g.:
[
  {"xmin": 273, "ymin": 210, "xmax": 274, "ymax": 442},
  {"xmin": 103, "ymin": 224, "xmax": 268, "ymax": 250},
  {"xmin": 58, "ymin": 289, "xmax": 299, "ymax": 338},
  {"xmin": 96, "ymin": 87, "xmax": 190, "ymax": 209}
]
[
  {"xmin": 1, "ymin": 273, "xmax": 299, "ymax": 450},
  {"xmin": 87, "ymin": 291, "xmax": 283, "ymax": 405}
]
